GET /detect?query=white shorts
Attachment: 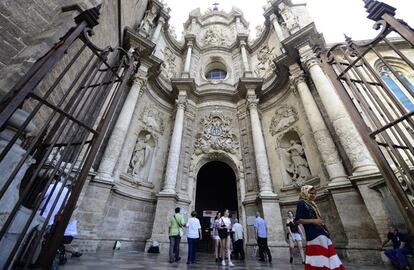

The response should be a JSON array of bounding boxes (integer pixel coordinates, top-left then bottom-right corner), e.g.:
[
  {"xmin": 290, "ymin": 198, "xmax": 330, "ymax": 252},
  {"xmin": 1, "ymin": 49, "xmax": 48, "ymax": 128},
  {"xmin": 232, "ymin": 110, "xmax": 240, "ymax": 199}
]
[
  {"xmin": 214, "ymin": 235, "xmax": 220, "ymax": 240},
  {"xmin": 290, "ymin": 233, "xmax": 302, "ymax": 242}
]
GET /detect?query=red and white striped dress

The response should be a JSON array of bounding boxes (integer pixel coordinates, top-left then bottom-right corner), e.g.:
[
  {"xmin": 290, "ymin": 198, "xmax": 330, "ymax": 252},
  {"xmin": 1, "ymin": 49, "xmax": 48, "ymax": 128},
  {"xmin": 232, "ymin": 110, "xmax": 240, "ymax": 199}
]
[{"xmin": 295, "ymin": 200, "xmax": 345, "ymax": 270}]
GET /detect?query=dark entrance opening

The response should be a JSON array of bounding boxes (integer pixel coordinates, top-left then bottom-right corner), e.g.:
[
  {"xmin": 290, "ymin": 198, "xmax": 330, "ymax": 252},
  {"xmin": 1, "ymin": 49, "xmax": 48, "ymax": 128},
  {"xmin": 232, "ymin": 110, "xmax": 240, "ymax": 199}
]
[{"xmin": 195, "ymin": 161, "xmax": 238, "ymax": 253}]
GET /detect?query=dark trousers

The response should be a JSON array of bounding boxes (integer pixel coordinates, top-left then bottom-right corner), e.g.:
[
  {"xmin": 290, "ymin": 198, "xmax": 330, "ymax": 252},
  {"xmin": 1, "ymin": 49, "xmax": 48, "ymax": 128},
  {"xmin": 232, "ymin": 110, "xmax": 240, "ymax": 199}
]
[
  {"xmin": 169, "ymin": 235, "xmax": 181, "ymax": 261},
  {"xmin": 233, "ymin": 239, "xmax": 245, "ymax": 260},
  {"xmin": 257, "ymin": 237, "xmax": 272, "ymax": 261},
  {"xmin": 187, "ymin": 238, "xmax": 199, "ymax": 263},
  {"xmin": 384, "ymin": 248, "xmax": 411, "ymax": 267}
]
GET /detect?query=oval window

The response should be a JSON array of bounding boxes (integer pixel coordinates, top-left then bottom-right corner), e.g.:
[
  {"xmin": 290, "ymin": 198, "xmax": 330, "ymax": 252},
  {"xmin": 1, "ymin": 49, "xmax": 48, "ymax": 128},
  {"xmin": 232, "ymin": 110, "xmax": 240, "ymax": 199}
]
[{"xmin": 206, "ymin": 69, "xmax": 227, "ymax": 80}]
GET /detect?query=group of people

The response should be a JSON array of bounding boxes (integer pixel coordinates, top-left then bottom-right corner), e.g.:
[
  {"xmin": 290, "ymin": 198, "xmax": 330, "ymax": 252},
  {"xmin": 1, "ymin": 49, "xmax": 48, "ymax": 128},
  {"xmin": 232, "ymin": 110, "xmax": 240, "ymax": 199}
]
[{"xmin": 168, "ymin": 185, "xmax": 412, "ymax": 270}]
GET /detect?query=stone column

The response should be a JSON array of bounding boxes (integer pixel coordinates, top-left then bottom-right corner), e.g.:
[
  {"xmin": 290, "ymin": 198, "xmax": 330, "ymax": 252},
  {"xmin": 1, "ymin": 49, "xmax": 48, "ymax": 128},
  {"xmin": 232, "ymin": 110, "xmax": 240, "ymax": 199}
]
[
  {"xmin": 160, "ymin": 93, "xmax": 187, "ymax": 194},
  {"xmin": 299, "ymin": 44, "xmax": 378, "ymax": 175},
  {"xmin": 95, "ymin": 68, "xmax": 146, "ymax": 182},
  {"xmin": 246, "ymin": 91, "xmax": 275, "ymax": 196},
  {"xmin": 182, "ymin": 42, "xmax": 193, "ymax": 78},
  {"xmin": 290, "ymin": 64, "xmax": 349, "ymax": 185},
  {"xmin": 240, "ymin": 40, "xmax": 252, "ymax": 77}
]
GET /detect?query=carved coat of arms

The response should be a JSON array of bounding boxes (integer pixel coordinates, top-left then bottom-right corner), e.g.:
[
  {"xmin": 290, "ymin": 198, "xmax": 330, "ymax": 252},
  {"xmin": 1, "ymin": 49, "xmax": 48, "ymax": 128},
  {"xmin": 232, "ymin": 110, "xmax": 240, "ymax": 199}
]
[{"xmin": 194, "ymin": 111, "xmax": 238, "ymax": 155}]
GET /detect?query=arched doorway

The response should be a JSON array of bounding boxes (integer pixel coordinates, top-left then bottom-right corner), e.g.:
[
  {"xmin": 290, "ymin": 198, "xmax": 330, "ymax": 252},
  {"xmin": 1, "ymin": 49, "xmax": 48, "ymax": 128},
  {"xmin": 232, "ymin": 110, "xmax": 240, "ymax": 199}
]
[{"xmin": 195, "ymin": 161, "xmax": 238, "ymax": 252}]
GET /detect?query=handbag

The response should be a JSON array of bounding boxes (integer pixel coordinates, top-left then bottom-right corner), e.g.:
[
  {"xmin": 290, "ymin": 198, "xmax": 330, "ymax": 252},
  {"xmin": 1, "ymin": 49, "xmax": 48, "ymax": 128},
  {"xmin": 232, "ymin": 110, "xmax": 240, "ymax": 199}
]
[
  {"xmin": 218, "ymin": 218, "xmax": 228, "ymax": 239},
  {"xmin": 173, "ymin": 215, "xmax": 184, "ymax": 237}
]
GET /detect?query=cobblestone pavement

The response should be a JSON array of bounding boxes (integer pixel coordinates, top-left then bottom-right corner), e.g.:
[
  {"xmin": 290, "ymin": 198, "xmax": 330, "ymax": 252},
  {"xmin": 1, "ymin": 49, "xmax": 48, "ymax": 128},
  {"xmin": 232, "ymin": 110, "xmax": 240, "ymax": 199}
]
[{"xmin": 59, "ymin": 250, "xmax": 392, "ymax": 270}]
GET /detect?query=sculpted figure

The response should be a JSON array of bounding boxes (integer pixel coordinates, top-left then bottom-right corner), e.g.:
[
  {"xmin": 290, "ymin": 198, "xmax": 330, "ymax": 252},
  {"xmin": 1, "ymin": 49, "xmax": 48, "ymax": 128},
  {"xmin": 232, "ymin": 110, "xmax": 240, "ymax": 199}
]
[
  {"xmin": 139, "ymin": 6, "xmax": 158, "ymax": 35},
  {"xmin": 286, "ymin": 140, "xmax": 311, "ymax": 184},
  {"xmin": 129, "ymin": 134, "xmax": 153, "ymax": 177}
]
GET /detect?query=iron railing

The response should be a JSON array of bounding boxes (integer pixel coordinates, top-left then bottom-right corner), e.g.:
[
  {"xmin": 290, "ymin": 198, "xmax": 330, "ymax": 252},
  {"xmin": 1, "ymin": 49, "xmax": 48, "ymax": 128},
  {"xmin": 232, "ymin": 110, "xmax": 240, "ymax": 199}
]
[
  {"xmin": 0, "ymin": 5, "xmax": 137, "ymax": 269},
  {"xmin": 319, "ymin": 0, "xmax": 414, "ymax": 233}
]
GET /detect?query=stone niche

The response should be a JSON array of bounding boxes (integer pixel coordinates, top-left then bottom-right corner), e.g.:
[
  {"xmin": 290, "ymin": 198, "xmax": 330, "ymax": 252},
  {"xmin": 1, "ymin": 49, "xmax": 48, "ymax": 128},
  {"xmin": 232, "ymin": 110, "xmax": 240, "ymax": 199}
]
[
  {"xmin": 124, "ymin": 130, "xmax": 156, "ymax": 186},
  {"xmin": 276, "ymin": 130, "xmax": 313, "ymax": 188}
]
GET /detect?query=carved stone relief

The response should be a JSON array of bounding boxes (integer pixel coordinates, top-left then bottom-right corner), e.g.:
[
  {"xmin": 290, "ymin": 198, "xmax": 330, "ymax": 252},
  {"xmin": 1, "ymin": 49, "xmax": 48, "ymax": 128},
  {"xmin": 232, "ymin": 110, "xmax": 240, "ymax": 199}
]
[
  {"xmin": 277, "ymin": 130, "xmax": 312, "ymax": 188},
  {"xmin": 254, "ymin": 45, "xmax": 277, "ymax": 78},
  {"xmin": 194, "ymin": 110, "xmax": 239, "ymax": 155},
  {"xmin": 202, "ymin": 26, "xmax": 230, "ymax": 47},
  {"xmin": 285, "ymin": 140, "xmax": 311, "ymax": 187},
  {"xmin": 278, "ymin": 3, "xmax": 300, "ymax": 34},
  {"xmin": 138, "ymin": 5, "xmax": 158, "ymax": 36},
  {"xmin": 139, "ymin": 106, "xmax": 165, "ymax": 134},
  {"xmin": 128, "ymin": 132, "xmax": 155, "ymax": 182},
  {"xmin": 269, "ymin": 106, "xmax": 298, "ymax": 136},
  {"xmin": 161, "ymin": 47, "xmax": 177, "ymax": 79}
]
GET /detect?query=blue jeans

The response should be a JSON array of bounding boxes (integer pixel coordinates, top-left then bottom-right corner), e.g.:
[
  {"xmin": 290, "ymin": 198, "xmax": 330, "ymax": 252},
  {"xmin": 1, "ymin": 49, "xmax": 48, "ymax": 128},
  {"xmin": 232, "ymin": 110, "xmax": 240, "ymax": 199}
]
[
  {"xmin": 384, "ymin": 248, "xmax": 412, "ymax": 267},
  {"xmin": 169, "ymin": 235, "xmax": 181, "ymax": 262},
  {"xmin": 187, "ymin": 238, "xmax": 199, "ymax": 263}
]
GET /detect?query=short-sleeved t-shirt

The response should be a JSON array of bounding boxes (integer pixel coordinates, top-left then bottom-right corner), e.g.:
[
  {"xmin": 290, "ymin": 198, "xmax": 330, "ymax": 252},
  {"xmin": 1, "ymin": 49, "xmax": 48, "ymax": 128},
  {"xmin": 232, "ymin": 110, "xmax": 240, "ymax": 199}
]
[
  {"xmin": 255, "ymin": 217, "xmax": 267, "ymax": 238},
  {"xmin": 169, "ymin": 213, "xmax": 185, "ymax": 236},
  {"xmin": 187, "ymin": 217, "xmax": 201, "ymax": 239},
  {"xmin": 294, "ymin": 200, "xmax": 328, "ymax": 242},
  {"xmin": 220, "ymin": 217, "xmax": 231, "ymax": 231}
]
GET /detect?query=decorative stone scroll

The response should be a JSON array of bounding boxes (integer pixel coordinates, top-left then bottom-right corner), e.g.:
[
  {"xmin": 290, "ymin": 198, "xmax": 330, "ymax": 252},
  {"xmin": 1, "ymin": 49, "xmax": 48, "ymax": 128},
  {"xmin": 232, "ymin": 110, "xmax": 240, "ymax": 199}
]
[
  {"xmin": 269, "ymin": 106, "xmax": 298, "ymax": 136},
  {"xmin": 139, "ymin": 106, "xmax": 165, "ymax": 134},
  {"xmin": 194, "ymin": 110, "xmax": 239, "ymax": 155},
  {"xmin": 254, "ymin": 45, "xmax": 277, "ymax": 78},
  {"xmin": 161, "ymin": 47, "xmax": 177, "ymax": 79}
]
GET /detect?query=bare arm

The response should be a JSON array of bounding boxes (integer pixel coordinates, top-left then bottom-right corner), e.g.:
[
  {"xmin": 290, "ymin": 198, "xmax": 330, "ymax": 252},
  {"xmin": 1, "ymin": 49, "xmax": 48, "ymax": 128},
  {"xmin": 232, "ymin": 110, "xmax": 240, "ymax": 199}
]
[{"xmin": 296, "ymin": 218, "xmax": 323, "ymax": 225}]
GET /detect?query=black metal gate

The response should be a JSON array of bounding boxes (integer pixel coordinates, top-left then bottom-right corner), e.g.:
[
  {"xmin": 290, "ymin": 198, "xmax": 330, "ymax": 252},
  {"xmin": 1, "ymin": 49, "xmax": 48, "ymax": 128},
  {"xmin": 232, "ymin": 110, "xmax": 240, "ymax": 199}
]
[
  {"xmin": 319, "ymin": 0, "xmax": 414, "ymax": 232},
  {"xmin": 0, "ymin": 5, "xmax": 137, "ymax": 269}
]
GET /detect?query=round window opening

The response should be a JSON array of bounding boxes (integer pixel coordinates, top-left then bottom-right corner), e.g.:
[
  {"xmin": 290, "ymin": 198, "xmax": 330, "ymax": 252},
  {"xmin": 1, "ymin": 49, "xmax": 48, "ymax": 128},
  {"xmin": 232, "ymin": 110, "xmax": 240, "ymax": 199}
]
[
  {"xmin": 206, "ymin": 69, "xmax": 227, "ymax": 80},
  {"xmin": 205, "ymin": 61, "xmax": 227, "ymax": 81}
]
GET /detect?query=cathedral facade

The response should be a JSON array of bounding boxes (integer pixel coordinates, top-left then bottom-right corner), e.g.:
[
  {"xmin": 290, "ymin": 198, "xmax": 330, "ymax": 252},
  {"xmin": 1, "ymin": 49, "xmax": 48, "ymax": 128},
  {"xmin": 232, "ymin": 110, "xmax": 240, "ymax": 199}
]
[
  {"xmin": 0, "ymin": 0, "xmax": 413, "ymax": 267},
  {"xmin": 74, "ymin": 0, "xmax": 408, "ymax": 263}
]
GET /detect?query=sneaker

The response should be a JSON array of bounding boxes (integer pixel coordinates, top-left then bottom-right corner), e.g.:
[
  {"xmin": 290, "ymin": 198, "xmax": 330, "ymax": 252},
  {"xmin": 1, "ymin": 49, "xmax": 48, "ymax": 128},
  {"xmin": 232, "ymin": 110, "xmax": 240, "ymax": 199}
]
[
  {"xmin": 221, "ymin": 260, "xmax": 226, "ymax": 266},
  {"xmin": 175, "ymin": 257, "xmax": 181, "ymax": 262},
  {"xmin": 228, "ymin": 261, "xmax": 235, "ymax": 267}
]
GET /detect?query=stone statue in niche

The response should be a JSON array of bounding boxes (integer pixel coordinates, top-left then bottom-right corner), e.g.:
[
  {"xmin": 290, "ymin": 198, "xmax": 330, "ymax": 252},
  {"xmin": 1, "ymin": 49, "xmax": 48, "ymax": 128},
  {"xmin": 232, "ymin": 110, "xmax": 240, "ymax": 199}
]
[
  {"xmin": 128, "ymin": 133, "xmax": 154, "ymax": 181},
  {"xmin": 194, "ymin": 110, "xmax": 239, "ymax": 155},
  {"xmin": 278, "ymin": 3, "xmax": 300, "ymax": 34},
  {"xmin": 161, "ymin": 47, "xmax": 177, "ymax": 79},
  {"xmin": 140, "ymin": 106, "xmax": 165, "ymax": 134},
  {"xmin": 286, "ymin": 140, "xmax": 311, "ymax": 186},
  {"xmin": 255, "ymin": 45, "xmax": 276, "ymax": 78},
  {"xmin": 138, "ymin": 5, "xmax": 158, "ymax": 36},
  {"xmin": 269, "ymin": 106, "xmax": 298, "ymax": 136}
]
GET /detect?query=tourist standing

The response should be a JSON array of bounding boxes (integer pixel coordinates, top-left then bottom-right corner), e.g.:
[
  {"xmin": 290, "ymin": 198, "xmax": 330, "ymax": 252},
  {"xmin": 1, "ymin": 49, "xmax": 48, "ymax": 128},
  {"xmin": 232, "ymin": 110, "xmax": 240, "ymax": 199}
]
[
  {"xmin": 254, "ymin": 212, "xmax": 272, "ymax": 262},
  {"xmin": 186, "ymin": 211, "xmax": 202, "ymax": 264},
  {"xmin": 295, "ymin": 185, "xmax": 344, "ymax": 269},
  {"xmin": 232, "ymin": 218, "xmax": 245, "ymax": 260},
  {"xmin": 286, "ymin": 210, "xmax": 305, "ymax": 264},
  {"xmin": 219, "ymin": 209, "xmax": 235, "ymax": 267},
  {"xmin": 383, "ymin": 225, "xmax": 412, "ymax": 270},
  {"xmin": 212, "ymin": 211, "xmax": 222, "ymax": 262},
  {"xmin": 168, "ymin": 207, "xmax": 184, "ymax": 263}
]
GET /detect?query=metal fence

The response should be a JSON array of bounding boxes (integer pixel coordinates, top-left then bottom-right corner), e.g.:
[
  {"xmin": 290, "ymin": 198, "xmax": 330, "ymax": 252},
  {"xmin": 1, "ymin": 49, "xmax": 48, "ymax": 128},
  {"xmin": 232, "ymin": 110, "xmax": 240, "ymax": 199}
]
[
  {"xmin": 320, "ymin": 0, "xmax": 414, "ymax": 232},
  {"xmin": 0, "ymin": 5, "xmax": 136, "ymax": 269}
]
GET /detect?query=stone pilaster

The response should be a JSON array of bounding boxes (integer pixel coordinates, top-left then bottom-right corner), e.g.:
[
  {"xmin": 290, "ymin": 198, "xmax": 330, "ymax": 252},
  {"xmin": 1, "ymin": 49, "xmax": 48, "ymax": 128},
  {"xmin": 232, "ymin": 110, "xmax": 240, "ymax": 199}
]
[
  {"xmin": 95, "ymin": 63, "xmax": 147, "ymax": 183},
  {"xmin": 289, "ymin": 63, "xmax": 349, "ymax": 185},
  {"xmin": 160, "ymin": 93, "xmax": 187, "ymax": 194},
  {"xmin": 239, "ymin": 39, "xmax": 252, "ymax": 77},
  {"xmin": 182, "ymin": 41, "xmax": 193, "ymax": 78},
  {"xmin": 299, "ymin": 44, "xmax": 378, "ymax": 175}
]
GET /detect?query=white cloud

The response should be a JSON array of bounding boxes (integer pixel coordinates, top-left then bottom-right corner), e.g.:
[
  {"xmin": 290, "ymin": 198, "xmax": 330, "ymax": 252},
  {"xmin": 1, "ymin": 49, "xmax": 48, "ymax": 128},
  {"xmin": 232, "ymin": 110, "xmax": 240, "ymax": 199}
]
[{"xmin": 165, "ymin": 0, "xmax": 414, "ymax": 43}]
